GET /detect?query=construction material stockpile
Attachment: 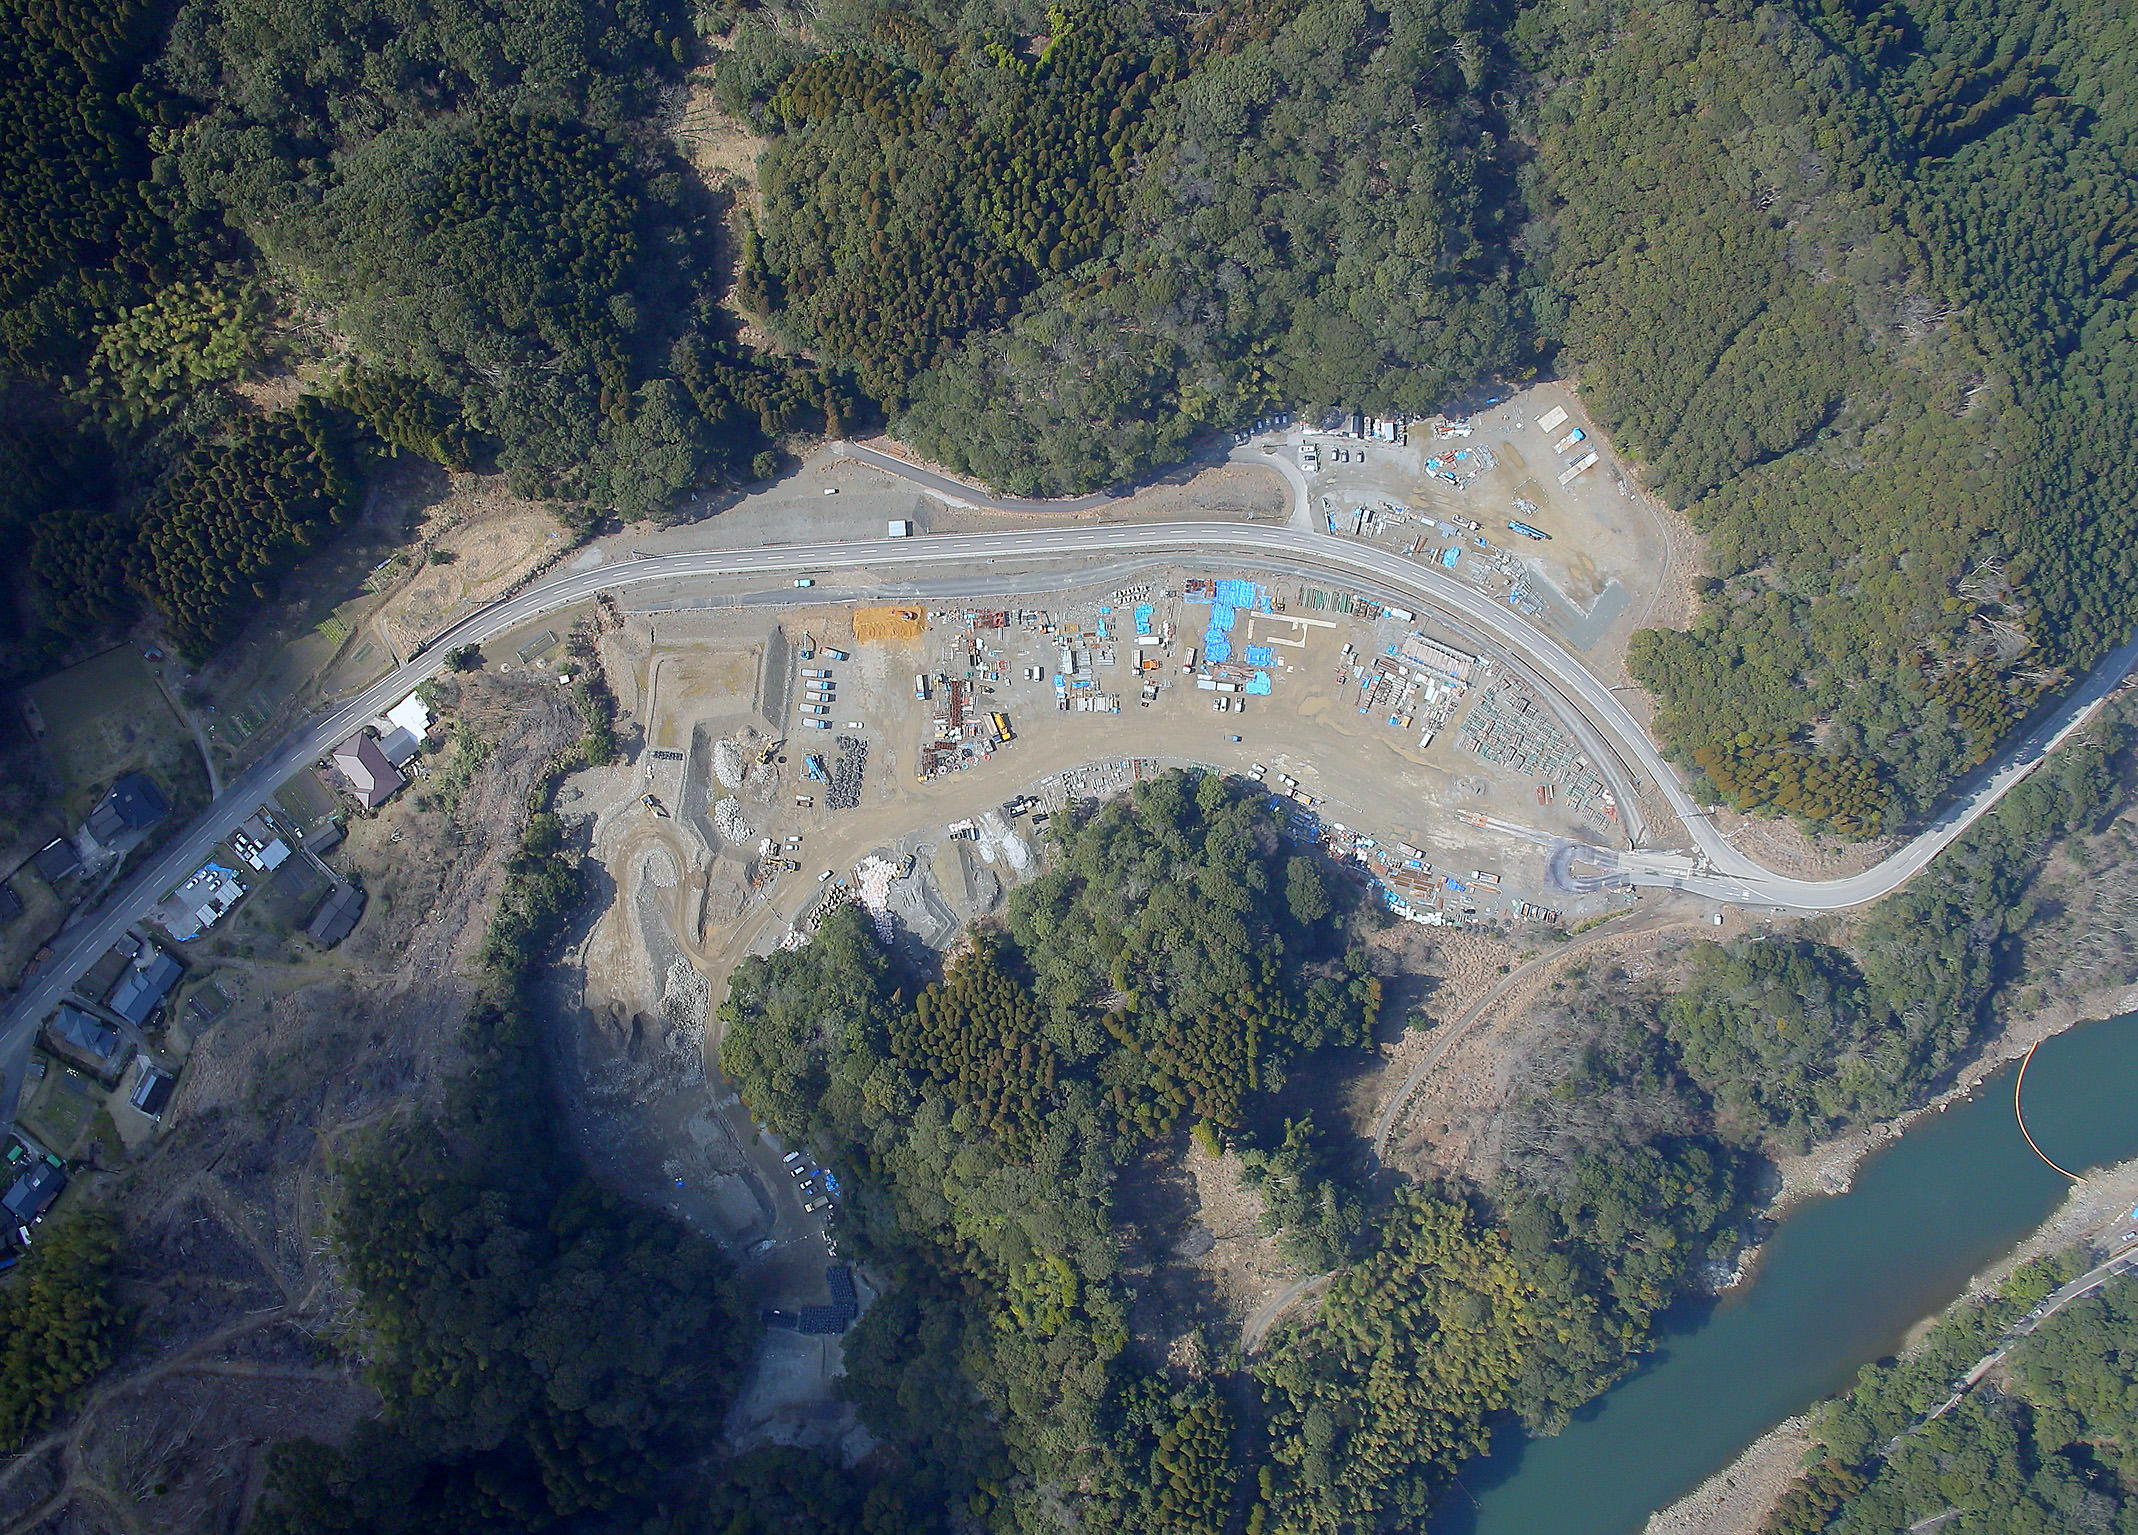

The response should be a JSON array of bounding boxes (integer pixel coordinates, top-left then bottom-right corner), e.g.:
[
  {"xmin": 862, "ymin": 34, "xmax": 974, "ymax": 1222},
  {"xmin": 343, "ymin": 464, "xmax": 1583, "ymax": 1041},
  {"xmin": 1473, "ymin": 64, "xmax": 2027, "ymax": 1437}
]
[
  {"xmin": 852, "ymin": 606, "xmax": 926, "ymax": 641},
  {"xmin": 828, "ymin": 735, "xmax": 868, "ymax": 809},
  {"xmin": 1456, "ymin": 679, "xmax": 1614, "ymax": 817}
]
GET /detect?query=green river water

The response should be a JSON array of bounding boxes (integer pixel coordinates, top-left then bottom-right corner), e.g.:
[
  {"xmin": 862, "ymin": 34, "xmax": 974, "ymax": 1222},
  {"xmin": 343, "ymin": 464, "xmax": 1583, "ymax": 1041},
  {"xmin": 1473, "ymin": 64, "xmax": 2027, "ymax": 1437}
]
[{"xmin": 1435, "ymin": 1007, "xmax": 2138, "ymax": 1535}]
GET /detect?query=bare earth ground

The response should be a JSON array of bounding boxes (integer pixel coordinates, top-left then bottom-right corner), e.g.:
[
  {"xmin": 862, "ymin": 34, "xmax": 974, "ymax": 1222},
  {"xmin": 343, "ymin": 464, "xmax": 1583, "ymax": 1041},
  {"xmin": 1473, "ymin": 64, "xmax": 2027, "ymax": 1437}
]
[
  {"xmin": 1380, "ymin": 912, "xmax": 1717, "ymax": 1182},
  {"xmin": 1180, "ymin": 1139, "xmax": 1299, "ymax": 1333},
  {"xmin": 373, "ymin": 476, "xmax": 569, "ymax": 658},
  {"xmin": 0, "ymin": 674, "xmax": 578, "ymax": 1533},
  {"xmin": 1644, "ymin": 1416, "xmax": 1815, "ymax": 1535},
  {"xmin": 1709, "ymin": 805, "xmax": 1898, "ymax": 882}
]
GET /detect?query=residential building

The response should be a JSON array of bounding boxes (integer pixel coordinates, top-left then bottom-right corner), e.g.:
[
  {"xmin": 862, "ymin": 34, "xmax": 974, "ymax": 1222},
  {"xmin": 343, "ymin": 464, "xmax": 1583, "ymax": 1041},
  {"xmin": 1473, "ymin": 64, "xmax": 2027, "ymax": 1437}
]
[
  {"xmin": 107, "ymin": 948, "xmax": 183, "ymax": 1027},
  {"xmin": 332, "ymin": 731, "xmax": 404, "ymax": 808},
  {"xmin": 51, "ymin": 1004, "xmax": 120, "ymax": 1064},
  {"xmin": 2, "ymin": 1163, "xmax": 63, "ymax": 1223},
  {"xmin": 83, "ymin": 773, "xmax": 168, "ymax": 844}
]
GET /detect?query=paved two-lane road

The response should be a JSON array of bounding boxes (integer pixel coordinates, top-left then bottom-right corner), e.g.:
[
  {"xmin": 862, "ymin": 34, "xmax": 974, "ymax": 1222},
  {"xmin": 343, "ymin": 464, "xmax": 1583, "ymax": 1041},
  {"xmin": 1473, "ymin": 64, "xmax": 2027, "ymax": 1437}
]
[{"xmin": 7, "ymin": 508, "xmax": 2132, "ymax": 1077}]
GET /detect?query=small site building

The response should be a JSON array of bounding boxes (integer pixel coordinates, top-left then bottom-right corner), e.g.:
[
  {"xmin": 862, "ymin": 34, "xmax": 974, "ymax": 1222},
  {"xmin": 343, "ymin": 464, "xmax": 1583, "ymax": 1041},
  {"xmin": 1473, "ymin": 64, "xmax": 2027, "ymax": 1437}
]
[
  {"xmin": 383, "ymin": 693, "xmax": 433, "ymax": 739},
  {"xmin": 230, "ymin": 812, "xmax": 292, "ymax": 873},
  {"xmin": 129, "ymin": 1065, "xmax": 176, "ymax": 1119},
  {"xmin": 332, "ymin": 731, "xmax": 404, "ymax": 808},
  {"xmin": 31, "ymin": 839, "xmax": 79, "ymax": 885},
  {"xmin": 374, "ymin": 727, "xmax": 421, "ymax": 767},
  {"xmin": 307, "ymin": 883, "xmax": 366, "ymax": 948},
  {"xmin": 2, "ymin": 1163, "xmax": 63, "ymax": 1223}
]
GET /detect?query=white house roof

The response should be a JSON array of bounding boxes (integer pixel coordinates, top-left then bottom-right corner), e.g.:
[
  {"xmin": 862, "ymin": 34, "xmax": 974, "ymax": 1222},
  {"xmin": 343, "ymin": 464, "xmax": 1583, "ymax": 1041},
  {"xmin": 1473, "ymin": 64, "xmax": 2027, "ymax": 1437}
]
[{"xmin": 385, "ymin": 693, "xmax": 432, "ymax": 737}]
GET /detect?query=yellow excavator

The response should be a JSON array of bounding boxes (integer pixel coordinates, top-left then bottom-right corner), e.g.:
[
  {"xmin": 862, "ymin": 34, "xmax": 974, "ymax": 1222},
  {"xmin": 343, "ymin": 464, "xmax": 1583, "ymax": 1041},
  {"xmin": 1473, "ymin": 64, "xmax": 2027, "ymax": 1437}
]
[{"xmin": 756, "ymin": 736, "xmax": 786, "ymax": 766}]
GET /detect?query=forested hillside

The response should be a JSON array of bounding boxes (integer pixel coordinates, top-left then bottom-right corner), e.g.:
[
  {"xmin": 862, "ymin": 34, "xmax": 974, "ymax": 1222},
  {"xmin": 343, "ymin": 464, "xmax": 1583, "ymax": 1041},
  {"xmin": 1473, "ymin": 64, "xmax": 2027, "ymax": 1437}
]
[
  {"xmin": 714, "ymin": 767, "xmax": 1881, "ymax": 1528},
  {"xmin": 0, "ymin": 0, "xmax": 854, "ymax": 669},
  {"xmin": 728, "ymin": 0, "xmax": 1524, "ymax": 494},
  {"xmin": 1536, "ymin": 0, "xmax": 2138, "ymax": 823}
]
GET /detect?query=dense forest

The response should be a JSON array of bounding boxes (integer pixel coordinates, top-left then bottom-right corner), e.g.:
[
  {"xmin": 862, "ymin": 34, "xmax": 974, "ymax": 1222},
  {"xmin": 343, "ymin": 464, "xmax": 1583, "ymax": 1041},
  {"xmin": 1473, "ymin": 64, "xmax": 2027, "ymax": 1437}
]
[
  {"xmin": 0, "ymin": 0, "xmax": 854, "ymax": 671},
  {"xmin": 718, "ymin": 771, "xmax": 1384, "ymax": 1526}
]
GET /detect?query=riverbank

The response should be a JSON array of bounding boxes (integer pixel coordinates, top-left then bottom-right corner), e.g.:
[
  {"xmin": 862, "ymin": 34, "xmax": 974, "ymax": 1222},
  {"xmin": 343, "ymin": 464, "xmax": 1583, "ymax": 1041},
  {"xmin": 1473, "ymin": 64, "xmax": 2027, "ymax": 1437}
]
[
  {"xmin": 1642, "ymin": 987, "xmax": 2138, "ymax": 1535},
  {"xmin": 1641, "ymin": 1416, "xmax": 1811, "ymax": 1535},
  {"xmin": 1765, "ymin": 978, "xmax": 2138, "ymax": 1220}
]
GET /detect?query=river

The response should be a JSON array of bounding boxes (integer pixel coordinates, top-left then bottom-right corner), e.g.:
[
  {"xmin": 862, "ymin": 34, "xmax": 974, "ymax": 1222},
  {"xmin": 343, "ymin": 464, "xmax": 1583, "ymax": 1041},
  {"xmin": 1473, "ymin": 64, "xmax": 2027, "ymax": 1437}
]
[{"xmin": 1434, "ymin": 1009, "xmax": 2138, "ymax": 1535}]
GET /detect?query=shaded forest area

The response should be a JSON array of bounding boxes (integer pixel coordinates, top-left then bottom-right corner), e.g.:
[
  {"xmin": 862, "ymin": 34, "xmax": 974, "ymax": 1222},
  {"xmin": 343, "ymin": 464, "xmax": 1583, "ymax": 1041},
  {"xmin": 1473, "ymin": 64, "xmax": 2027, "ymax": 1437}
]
[
  {"xmin": 241, "ymin": 628, "xmax": 768, "ymax": 1534},
  {"xmin": 0, "ymin": 0, "xmax": 856, "ymax": 669}
]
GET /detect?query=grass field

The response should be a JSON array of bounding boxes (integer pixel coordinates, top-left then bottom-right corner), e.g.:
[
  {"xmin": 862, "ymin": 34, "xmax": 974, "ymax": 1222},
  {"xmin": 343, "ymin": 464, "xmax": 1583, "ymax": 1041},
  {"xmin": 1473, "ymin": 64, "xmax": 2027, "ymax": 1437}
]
[
  {"xmin": 258, "ymin": 856, "xmax": 332, "ymax": 934},
  {"xmin": 20, "ymin": 1061, "xmax": 100, "ymax": 1157},
  {"xmin": 0, "ymin": 875, "xmax": 59, "ymax": 990},
  {"xmin": 273, "ymin": 771, "xmax": 340, "ymax": 835},
  {"xmin": 27, "ymin": 647, "xmax": 202, "ymax": 823}
]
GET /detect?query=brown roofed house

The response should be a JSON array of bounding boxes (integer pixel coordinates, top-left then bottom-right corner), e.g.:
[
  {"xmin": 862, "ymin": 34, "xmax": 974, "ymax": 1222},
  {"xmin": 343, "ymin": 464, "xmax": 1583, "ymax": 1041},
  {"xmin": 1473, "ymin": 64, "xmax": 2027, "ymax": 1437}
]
[{"xmin": 331, "ymin": 731, "xmax": 404, "ymax": 809}]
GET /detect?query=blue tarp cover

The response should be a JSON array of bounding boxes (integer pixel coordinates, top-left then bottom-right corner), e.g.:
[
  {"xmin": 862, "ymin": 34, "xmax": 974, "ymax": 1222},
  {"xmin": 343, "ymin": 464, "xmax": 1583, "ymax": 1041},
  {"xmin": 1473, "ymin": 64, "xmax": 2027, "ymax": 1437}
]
[
  {"xmin": 1247, "ymin": 672, "xmax": 1272, "ymax": 695},
  {"xmin": 1244, "ymin": 644, "xmax": 1274, "ymax": 666},
  {"xmin": 1135, "ymin": 603, "xmax": 1153, "ymax": 635},
  {"xmin": 1205, "ymin": 637, "xmax": 1232, "ymax": 663}
]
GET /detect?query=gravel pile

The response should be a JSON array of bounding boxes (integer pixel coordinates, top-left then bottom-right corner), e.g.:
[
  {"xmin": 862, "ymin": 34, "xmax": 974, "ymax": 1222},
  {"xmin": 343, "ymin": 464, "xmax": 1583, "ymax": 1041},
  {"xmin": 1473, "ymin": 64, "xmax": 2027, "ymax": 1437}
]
[{"xmin": 713, "ymin": 796, "xmax": 752, "ymax": 843}]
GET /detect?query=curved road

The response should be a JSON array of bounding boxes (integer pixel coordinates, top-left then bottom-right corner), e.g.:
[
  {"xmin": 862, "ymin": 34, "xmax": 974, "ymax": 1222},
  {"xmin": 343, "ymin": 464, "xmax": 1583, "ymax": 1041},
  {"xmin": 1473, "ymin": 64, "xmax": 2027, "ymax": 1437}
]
[{"xmin": 7, "ymin": 491, "xmax": 2133, "ymax": 1085}]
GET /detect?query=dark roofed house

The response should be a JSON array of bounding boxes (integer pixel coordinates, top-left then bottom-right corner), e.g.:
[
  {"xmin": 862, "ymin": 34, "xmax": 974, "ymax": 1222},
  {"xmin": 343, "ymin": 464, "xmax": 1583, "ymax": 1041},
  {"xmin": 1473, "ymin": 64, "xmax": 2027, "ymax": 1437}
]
[
  {"xmin": 130, "ymin": 1067, "xmax": 175, "ymax": 1118},
  {"xmin": 307, "ymin": 883, "xmax": 366, "ymax": 948},
  {"xmin": 108, "ymin": 950, "xmax": 183, "ymax": 1027},
  {"xmin": 0, "ymin": 881, "xmax": 20, "ymax": 923},
  {"xmin": 31, "ymin": 839, "xmax": 79, "ymax": 885},
  {"xmin": 51, "ymin": 1004, "xmax": 120, "ymax": 1064},
  {"xmin": 331, "ymin": 732, "xmax": 404, "ymax": 809},
  {"xmin": 84, "ymin": 773, "xmax": 169, "ymax": 844},
  {"xmin": 1, "ymin": 1163, "xmax": 63, "ymax": 1223},
  {"xmin": 302, "ymin": 820, "xmax": 344, "ymax": 858},
  {"xmin": 376, "ymin": 726, "xmax": 420, "ymax": 767}
]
